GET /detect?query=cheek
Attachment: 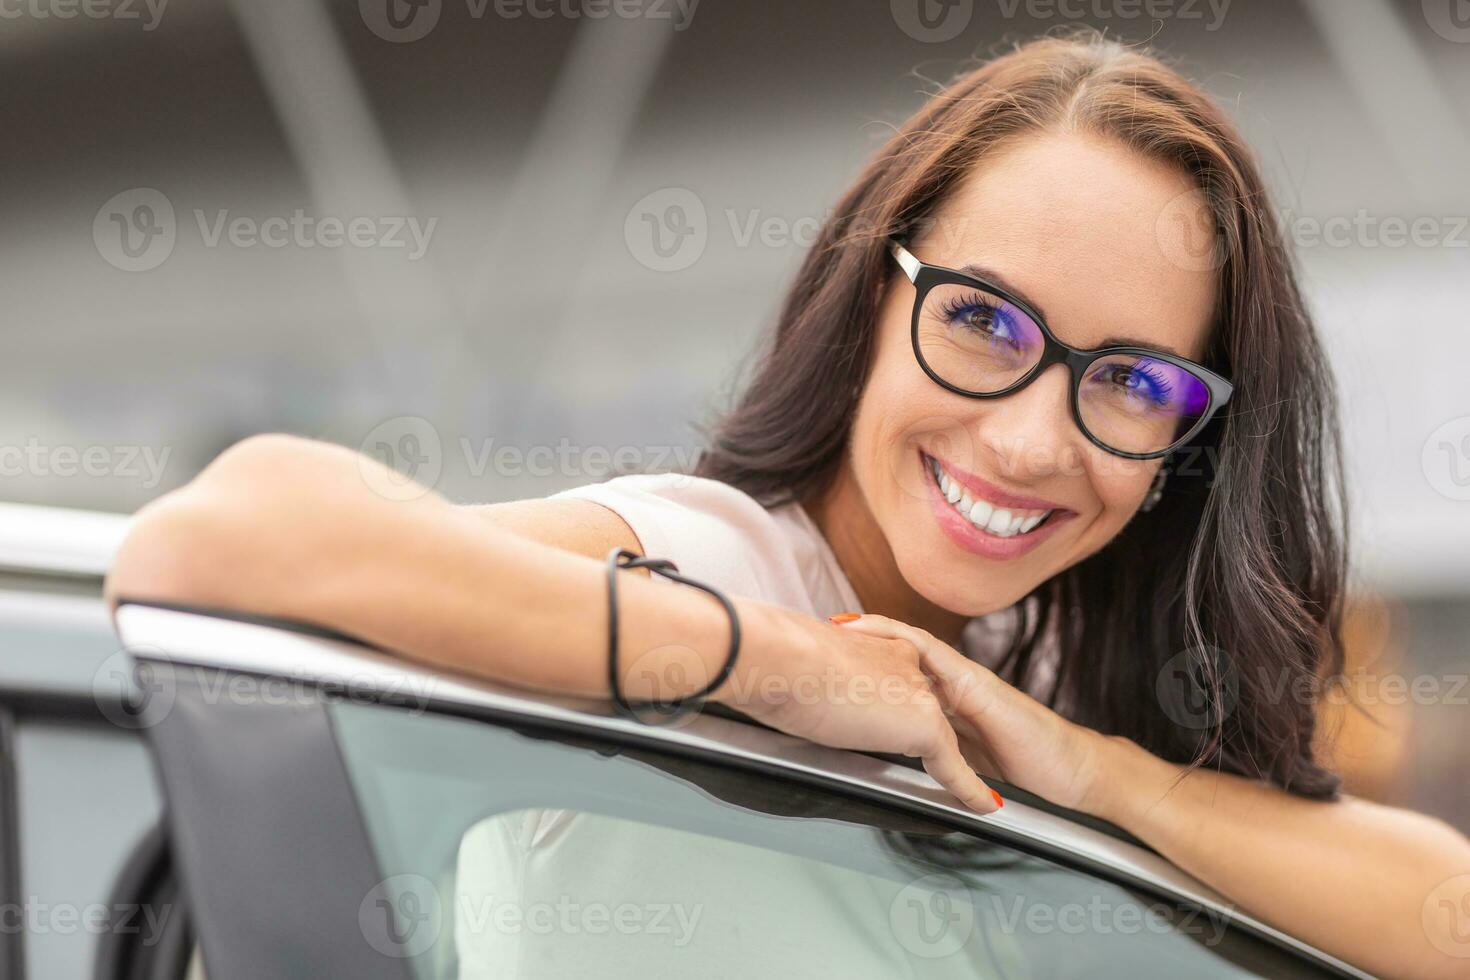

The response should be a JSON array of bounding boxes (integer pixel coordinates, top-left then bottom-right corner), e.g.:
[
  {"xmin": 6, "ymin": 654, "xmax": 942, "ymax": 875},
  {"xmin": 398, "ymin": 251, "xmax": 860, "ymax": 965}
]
[
  {"xmin": 1087, "ymin": 457, "xmax": 1158, "ymax": 524},
  {"xmin": 849, "ymin": 304, "xmax": 961, "ymax": 497}
]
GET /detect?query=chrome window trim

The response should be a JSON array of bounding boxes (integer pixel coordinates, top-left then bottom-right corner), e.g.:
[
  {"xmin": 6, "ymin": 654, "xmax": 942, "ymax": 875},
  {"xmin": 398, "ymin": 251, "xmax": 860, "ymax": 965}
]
[{"xmin": 0, "ymin": 503, "xmax": 130, "ymax": 579}]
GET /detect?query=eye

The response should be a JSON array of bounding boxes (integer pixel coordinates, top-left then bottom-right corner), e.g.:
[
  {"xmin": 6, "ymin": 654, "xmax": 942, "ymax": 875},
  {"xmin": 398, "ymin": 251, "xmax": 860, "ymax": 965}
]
[
  {"xmin": 1094, "ymin": 362, "xmax": 1174, "ymax": 406},
  {"xmin": 938, "ymin": 293, "xmax": 1023, "ymax": 349}
]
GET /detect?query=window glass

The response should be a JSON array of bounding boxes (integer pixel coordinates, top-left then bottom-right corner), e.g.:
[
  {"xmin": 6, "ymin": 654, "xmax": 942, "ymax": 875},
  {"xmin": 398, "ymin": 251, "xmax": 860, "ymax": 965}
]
[{"xmin": 330, "ymin": 702, "xmax": 1338, "ymax": 980}]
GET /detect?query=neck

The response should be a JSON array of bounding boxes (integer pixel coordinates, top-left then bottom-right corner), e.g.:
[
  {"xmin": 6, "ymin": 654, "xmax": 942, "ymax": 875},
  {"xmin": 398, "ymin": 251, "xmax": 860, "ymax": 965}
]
[{"xmin": 804, "ymin": 462, "xmax": 970, "ymax": 648}]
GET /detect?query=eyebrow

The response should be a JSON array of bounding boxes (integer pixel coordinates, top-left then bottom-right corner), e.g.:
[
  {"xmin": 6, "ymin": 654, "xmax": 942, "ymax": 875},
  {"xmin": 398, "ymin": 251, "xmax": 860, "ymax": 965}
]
[{"xmin": 957, "ymin": 262, "xmax": 1187, "ymax": 359}]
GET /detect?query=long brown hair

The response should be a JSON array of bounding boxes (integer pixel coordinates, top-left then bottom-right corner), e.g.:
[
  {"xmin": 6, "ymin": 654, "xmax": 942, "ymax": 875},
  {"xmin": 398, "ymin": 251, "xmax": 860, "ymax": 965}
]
[{"xmin": 695, "ymin": 31, "xmax": 1348, "ymax": 798}]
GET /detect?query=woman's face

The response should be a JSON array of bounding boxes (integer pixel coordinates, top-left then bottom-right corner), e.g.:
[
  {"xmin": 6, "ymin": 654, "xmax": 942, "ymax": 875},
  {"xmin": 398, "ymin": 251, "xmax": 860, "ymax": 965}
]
[{"xmin": 850, "ymin": 130, "xmax": 1220, "ymax": 616}]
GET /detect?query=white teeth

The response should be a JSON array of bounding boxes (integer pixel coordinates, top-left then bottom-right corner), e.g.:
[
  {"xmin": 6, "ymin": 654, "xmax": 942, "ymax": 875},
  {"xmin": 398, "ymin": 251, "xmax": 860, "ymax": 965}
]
[
  {"xmin": 986, "ymin": 508, "xmax": 1013, "ymax": 535},
  {"xmin": 926, "ymin": 455, "xmax": 1053, "ymax": 539}
]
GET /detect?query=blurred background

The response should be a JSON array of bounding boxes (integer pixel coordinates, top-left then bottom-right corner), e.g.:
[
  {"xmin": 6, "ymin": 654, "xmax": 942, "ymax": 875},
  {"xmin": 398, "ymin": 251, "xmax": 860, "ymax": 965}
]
[{"xmin": 3, "ymin": 0, "xmax": 1467, "ymax": 831}]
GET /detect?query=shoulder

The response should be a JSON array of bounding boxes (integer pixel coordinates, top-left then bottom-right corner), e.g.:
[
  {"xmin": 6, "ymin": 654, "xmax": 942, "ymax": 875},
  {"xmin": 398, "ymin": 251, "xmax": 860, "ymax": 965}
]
[{"xmin": 548, "ymin": 472, "xmax": 817, "ymax": 611}]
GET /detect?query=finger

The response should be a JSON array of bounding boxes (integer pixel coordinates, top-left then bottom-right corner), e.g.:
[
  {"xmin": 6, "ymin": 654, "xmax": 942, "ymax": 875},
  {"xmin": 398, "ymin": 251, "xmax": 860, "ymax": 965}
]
[
  {"xmin": 920, "ymin": 720, "xmax": 1003, "ymax": 814},
  {"xmin": 830, "ymin": 612, "xmax": 931, "ymax": 650},
  {"xmin": 917, "ymin": 637, "xmax": 998, "ymax": 718}
]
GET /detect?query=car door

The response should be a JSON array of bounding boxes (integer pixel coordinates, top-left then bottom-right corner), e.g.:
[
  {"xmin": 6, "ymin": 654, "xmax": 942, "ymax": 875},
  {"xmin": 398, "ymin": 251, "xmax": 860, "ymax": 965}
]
[{"xmin": 115, "ymin": 603, "xmax": 1373, "ymax": 980}]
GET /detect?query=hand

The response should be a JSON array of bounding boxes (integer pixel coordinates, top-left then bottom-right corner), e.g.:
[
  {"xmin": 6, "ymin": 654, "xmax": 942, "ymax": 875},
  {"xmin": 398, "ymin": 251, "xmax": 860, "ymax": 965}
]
[
  {"xmin": 713, "ymin": 602, "xmax": 1003, "ymax": 814},
  {"xmin": 832, "ymin": 613, "xmax": 1107, "ymax": 813}
]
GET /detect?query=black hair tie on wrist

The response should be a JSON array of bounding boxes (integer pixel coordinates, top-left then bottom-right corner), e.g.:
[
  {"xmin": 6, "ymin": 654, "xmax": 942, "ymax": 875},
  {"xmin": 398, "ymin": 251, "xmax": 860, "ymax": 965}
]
[{"xmin": 605, "ymin": 547, "xmax": 740, "ymax": 724}]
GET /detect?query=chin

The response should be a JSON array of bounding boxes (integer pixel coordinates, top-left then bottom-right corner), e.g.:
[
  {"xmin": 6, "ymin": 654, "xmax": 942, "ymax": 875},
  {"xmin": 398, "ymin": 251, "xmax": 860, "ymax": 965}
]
[{"xmin": 891, "ymin": 538, "xmax": 1036, "ymax": 619}]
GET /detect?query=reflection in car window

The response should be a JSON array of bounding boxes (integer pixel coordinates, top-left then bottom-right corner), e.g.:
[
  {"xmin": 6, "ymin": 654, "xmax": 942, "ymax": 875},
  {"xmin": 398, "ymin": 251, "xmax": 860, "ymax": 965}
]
[{"xmin": 330, "ymin": 702, "xmax": 1338, "ymax": 980}]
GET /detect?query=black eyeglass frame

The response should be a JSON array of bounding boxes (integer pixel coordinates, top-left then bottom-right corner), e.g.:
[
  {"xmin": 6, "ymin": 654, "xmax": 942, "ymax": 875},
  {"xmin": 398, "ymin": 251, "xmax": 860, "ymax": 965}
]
[{"xmin": 890, "ymin": 240, "xmax": 1234, "ymax": 461}]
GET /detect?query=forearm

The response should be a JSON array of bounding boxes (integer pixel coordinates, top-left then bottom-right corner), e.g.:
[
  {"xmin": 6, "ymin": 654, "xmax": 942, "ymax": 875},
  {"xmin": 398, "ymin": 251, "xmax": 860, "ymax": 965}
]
[
  {"xmin": 1090, "ymin": 735, "xmax": 1470, "ymax": 979},
  {"xmin": 106, "ymin": 435, "xmax": 795, "ymax": 707},
  {"xmin": 295, "ymin": 502, "xmax": 765, "ymax": 702}
]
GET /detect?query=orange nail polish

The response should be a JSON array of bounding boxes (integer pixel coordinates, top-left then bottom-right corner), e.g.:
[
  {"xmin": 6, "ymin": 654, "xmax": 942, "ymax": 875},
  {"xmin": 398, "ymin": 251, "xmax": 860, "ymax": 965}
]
[
  {"xmin": 990, "ymin": 789, "xmax": 1005, "ymax": 809},
  {"xmin": 828, "ymin": 612, "xmax": 861, "ymax": 624}
]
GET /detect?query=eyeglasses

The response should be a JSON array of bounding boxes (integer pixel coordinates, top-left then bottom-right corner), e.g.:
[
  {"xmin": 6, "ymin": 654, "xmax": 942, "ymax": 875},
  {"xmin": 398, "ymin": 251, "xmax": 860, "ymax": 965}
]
[{"xmin": 889, "ymin": 240, "xmax": 1233, "ymax": 460}]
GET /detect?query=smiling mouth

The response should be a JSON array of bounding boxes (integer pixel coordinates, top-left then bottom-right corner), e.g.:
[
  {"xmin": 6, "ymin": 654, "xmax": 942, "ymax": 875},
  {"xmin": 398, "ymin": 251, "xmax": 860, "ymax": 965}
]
[{"xmin": 923, "ymin": 453, "xmax": 1060, "ymax": 539}]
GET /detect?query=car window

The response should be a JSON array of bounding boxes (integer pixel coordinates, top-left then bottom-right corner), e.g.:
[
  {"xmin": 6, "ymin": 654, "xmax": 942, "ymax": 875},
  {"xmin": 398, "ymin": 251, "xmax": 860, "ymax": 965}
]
[
  {"xmin": 329, "ymin": 702, "xmax": 1341, "ymax": 980},
  {"xmin": 0, "ymin": 596, "xmax": 168, "ymax": 980}
]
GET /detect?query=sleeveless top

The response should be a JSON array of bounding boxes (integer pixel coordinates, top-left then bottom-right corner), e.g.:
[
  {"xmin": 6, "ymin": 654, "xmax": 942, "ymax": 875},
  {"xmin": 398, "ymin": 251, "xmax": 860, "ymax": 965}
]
[
  {"xmin": 548, "ymin": 470, "xmax": 1012, "ymax": 666},
  {"xmin": 552, "ymin": 471, "xmax": 863, "ymax": 619}
]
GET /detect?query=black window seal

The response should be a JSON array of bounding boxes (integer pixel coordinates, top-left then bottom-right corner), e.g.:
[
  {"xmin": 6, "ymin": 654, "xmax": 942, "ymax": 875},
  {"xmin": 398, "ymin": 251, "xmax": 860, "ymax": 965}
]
[{"xmin": 0, "ymin": 704, "xmax": 24, "ymax": 980}]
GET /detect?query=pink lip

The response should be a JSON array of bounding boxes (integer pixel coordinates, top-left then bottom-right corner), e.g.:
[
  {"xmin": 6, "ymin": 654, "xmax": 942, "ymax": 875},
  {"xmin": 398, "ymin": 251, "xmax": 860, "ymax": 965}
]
[{"xmin": 919, "ymin": 450, "xmax": 1074, "ymax": 560}]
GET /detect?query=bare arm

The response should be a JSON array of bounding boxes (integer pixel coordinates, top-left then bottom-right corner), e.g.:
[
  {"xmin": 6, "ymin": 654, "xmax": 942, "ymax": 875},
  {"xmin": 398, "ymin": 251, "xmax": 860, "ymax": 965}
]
[
  {"xmin": 106, "ymin": 434, "xmax": 999, "ymax": 812},
  {"xmin": 1094, "ymin": 737, "xmax": 1470, "ymax": 980}
]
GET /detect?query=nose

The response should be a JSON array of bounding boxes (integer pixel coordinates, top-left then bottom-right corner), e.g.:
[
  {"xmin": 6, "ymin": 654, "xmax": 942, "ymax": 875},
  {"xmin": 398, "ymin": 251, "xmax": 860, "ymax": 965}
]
[{"xmin": 972, "ymin": 362, "xmax": 1084, "ymax": 482}]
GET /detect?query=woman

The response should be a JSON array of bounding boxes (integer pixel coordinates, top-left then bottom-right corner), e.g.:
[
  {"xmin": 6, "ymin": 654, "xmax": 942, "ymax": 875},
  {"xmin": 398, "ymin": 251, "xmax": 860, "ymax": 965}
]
[{"xmin": 107, "ymin": 32, "xmax": 1469, "ymax": 978}]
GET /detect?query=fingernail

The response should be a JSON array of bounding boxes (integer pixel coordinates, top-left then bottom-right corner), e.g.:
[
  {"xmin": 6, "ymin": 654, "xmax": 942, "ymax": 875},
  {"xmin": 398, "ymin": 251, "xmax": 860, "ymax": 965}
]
[
  {"xmin": 990, "ymin": 789, "xmax": 1005, "ymax": 810},
  {"xmin": 828, "ymin": 612, "xmax": 861, "ymax": 624}
]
